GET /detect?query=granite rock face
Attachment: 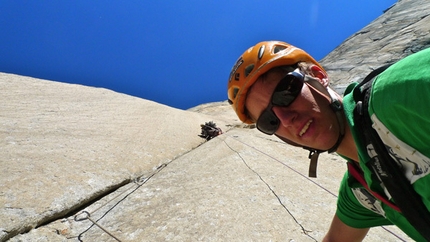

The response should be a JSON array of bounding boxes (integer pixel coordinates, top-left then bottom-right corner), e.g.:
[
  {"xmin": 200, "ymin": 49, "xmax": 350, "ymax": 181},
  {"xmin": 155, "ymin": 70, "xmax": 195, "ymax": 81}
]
[
  {"xmin": 0, "ymin": 75, "xmax": 406, "ymax": 241},
  {"xmin": 1, "ymin": 0, "xmax": 428, "ymax": 241},
  {"xmin": 322, "ymin": 0, "xmax": 430, "ymax": 93}
]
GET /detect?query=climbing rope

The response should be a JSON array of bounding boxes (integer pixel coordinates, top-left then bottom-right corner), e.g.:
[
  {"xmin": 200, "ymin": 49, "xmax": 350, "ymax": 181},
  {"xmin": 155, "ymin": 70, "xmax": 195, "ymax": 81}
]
[{"xmin": 73, "ymin": 164, "xmax": 167, "ymax": 241}]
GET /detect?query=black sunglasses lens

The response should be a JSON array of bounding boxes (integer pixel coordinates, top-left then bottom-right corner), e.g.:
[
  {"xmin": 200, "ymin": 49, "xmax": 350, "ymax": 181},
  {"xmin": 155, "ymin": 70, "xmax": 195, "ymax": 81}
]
[
  {"xmin": 256, "ymin": 70, "xmax": 304, "ymax": 135},
  {"xmin": 257, "ymin": 110, "xmax": 279, "ymax": 135},
  {"xmin": 272, "ymin": 75, "xmax": 303, "ymax": 106}
]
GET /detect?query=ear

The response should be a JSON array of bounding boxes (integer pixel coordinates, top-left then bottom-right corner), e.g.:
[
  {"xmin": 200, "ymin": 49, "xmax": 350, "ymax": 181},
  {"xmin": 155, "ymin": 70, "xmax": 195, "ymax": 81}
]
[{"xmin": 310, "ymin": 65, "xmax": 329, "ymax": 88}]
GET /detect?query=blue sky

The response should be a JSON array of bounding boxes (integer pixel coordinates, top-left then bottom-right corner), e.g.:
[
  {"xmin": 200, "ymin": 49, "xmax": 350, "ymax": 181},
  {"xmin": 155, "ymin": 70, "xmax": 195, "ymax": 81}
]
[{"xmin": 0, "ymin": 1, "xmax": 396, "ymax": 110}]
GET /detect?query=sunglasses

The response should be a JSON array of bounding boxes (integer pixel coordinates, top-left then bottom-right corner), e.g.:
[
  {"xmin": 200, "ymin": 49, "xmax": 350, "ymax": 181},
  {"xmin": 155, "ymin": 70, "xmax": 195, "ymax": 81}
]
[{"xmin": 256, "ymin": 68, "xmax": 305, "ymax": 135}]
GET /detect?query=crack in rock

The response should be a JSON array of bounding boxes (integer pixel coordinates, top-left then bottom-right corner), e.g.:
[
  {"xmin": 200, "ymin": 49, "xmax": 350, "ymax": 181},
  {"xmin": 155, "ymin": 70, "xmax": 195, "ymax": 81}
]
[{"xmin": 224, "ymin": 140, "xmax": 318, "ymax": 242}]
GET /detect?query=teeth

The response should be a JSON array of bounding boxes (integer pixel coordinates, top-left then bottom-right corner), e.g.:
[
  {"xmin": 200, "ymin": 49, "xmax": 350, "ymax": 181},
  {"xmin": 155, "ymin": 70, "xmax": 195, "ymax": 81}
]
[{"xmin": 299, "ymin": 120, "xmax": 313, "ymax": 137}]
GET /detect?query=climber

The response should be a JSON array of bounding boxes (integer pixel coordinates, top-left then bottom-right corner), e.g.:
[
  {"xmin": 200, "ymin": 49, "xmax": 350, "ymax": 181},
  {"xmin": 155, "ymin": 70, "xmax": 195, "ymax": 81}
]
[
  {"xmin": 199, "ymin": 121, "xmax": 222, "ymax": 141},
  {"xmin": 227, "ymin": 41, "xmax": 430, "ymax": 241}
]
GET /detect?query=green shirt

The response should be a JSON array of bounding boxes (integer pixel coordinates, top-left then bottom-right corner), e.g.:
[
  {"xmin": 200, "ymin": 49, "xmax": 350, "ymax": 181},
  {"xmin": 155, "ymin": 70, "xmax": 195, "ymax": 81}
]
[{"xmin": 337, "ymin": 47, "xmax": 430, "ymax": 242}]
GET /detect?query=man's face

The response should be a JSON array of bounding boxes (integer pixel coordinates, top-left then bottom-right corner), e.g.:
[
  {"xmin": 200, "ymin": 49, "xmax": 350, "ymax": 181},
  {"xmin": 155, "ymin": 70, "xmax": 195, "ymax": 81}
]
[{"xmin": 245, "ymin": 69, "xmax": 341, "ymax": 151}]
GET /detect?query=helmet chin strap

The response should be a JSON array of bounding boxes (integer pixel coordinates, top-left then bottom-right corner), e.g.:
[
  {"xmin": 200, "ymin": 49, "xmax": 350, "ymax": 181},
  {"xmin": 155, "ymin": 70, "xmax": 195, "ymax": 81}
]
[
  {"xmin": 275, "ymin": 77, "xmax": 345, "ymax": 178},
  {"xmin": 326, "ymin": 88, "xmax": 345, "ymax": 153}
]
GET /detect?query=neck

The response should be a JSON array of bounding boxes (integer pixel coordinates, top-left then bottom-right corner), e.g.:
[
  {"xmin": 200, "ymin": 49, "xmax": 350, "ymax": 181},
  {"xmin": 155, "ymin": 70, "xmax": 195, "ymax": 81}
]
[
  {"xmin": 328, "ymin": 92, "xmax": 358, "ymax": 162},
  {"xmin": 335, "ymin": 124, "xmax": 358, "ymax": 162}
]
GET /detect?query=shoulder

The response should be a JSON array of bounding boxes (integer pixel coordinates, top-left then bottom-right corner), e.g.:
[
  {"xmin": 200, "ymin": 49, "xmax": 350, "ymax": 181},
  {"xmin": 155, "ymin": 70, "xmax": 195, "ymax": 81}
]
[
  {"xmin": 369, "ymin": 48, "xmax": 430, "ymax": 157},
  {"xmin": 372, "ymin": 47, "xmax": 430, "ymax": 94}
]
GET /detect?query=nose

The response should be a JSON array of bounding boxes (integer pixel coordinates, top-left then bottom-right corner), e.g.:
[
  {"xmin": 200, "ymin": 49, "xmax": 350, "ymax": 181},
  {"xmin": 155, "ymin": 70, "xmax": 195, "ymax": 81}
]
[{"xmin": 272, "ymin": 106, "xmax": 295, "ymax": 128}]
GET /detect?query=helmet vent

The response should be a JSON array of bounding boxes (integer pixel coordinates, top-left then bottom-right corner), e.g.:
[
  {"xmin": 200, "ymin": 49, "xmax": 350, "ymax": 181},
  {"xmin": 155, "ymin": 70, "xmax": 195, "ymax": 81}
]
[
  {"xmin": 258, "ymin": 45, "xmax": 265, "ymax": 59},
  {"xmin": 244, "ymin": 64, "xmax": 254, "ymax": 77},
  {"xmin": 273, "ymin": 45, "xmax": 287, "ymax": 54},
  {"xmin": 232, "ymin": 87, "xmax": 239, "ymax": 99}
]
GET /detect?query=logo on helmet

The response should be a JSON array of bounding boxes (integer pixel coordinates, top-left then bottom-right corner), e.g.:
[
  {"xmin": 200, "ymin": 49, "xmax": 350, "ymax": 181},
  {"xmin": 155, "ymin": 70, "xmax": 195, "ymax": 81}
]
[{"xmin": 229, "ymin": 57, "xmax": 244, "ymax": 82}]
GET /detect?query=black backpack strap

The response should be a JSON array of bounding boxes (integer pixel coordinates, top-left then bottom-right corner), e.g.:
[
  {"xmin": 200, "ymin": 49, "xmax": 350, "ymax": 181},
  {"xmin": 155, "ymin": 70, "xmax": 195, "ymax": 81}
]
[
  {"xmin": 353, "ymin": 64, "xmax": 392, "ymax": 100},
  {"xmin": 353, "ymin": 65, "xmax": 430, "ymax": 240}
]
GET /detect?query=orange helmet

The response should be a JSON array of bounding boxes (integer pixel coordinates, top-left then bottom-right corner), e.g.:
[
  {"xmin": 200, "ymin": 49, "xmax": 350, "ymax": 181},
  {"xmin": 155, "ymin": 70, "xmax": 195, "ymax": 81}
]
[{"xmin": 227, "ymin": 41, "xmax": 324, "ymax": 124}]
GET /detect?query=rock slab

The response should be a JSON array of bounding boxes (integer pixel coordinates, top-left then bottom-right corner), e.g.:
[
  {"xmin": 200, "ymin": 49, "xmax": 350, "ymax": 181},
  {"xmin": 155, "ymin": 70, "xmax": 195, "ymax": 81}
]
[{"xmin": 2, "ymin": 0, "xmax": 428, "ymax": 240}]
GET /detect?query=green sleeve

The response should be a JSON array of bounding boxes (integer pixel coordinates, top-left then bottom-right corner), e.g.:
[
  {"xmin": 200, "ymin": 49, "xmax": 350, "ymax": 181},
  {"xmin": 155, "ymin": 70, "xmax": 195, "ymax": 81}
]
[{"xmin": 336, "ymin": 172, "xmax": 392, "ymax": 228}]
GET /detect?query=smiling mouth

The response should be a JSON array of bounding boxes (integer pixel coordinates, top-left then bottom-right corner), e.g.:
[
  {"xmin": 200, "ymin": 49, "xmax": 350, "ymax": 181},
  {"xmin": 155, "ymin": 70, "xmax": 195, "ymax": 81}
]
[{"xmin": 299, "ymin": 119, "xmax": 313, "ymax": 137}]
